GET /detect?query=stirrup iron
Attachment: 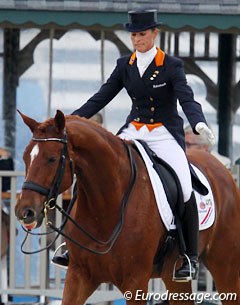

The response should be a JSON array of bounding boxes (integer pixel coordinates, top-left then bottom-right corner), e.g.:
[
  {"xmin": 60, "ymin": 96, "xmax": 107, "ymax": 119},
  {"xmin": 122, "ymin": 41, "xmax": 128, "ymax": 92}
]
[
  {"xmin": 52, "ymin": 242, "xmax": 66, "ymax": 257},
  {"xmin": 172, "ymin": 254, "xmax": 193, "ymax": 282}
]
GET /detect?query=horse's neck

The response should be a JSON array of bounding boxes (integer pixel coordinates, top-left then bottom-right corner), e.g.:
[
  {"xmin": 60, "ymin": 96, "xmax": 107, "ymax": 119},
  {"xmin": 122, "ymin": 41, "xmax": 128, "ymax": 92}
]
[
  {"xmin": 76, "ymin": 152, "xmax": 121, "ymax": 208},
  {"xmin": 72, "ymin": 132, "xmax": 129, "ymax": 237},
  {"xmin": 68, "ymin": 122, "xmax": 129, "ymax": 217}
]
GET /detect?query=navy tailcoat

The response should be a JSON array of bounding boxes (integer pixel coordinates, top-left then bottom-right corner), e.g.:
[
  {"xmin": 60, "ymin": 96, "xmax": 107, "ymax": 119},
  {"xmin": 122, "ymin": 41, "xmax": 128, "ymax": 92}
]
[{"xmin": 72, "ymin": 48, "xmax": 207, "ymax": 150}]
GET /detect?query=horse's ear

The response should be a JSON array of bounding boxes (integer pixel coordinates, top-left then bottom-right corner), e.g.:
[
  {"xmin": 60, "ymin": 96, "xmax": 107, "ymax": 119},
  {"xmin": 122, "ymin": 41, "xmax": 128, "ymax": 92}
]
[
  {"xmin": 17, "ymin": 110, "xmax": 39, "ymax": 133},
  {"xmin": 54, "ymin": 110, "xmax": 65, "ymax": 132}
]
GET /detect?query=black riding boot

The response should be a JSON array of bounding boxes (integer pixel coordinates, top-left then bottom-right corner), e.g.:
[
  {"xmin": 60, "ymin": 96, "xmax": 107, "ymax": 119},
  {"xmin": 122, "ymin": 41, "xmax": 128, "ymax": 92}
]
[
  {"xmin": 52, "ymin": 250, "xmax": 69, "ymax": 269},
  {"xmin": 174, "ymin": 192, "xmax": 199, "ymax": 281}
]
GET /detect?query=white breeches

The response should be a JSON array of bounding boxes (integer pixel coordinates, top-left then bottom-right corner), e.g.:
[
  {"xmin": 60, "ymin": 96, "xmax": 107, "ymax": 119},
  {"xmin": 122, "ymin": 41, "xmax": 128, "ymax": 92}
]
[{"xmin": 119, "ymin": 124, "xmax": 192, "ymax": 202}]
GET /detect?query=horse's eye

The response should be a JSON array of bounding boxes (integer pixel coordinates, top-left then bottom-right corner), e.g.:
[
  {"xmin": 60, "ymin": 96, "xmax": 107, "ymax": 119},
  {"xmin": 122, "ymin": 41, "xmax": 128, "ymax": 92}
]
[{"xmin": 48, "ymin": 156, "xmax": 57, "ymax": 163}]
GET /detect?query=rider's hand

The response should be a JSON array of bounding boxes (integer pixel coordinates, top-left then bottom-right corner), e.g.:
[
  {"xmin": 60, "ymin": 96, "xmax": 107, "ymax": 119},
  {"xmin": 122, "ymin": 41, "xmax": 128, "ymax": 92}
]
[{"xmin": 195, "ymin": 122, "xmax": 215, "ymax": 146}]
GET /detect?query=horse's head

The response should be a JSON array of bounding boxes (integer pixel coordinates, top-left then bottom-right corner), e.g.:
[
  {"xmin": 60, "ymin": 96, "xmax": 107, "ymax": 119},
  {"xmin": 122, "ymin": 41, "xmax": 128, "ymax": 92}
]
[{"xmin": 15, "ymin": 110, "xmax": 74, "ymax": 230}]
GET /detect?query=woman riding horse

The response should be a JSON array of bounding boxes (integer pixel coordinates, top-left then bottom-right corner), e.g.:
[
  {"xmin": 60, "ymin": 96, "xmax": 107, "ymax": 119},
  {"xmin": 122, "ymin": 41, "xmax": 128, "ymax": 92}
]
[
  {"xmin": 52, "ymin": 9, "xmax": 215, "ymax": 282},
  {"xmin": 15, "ymin": 111, "xmax": 240, "ymax": 304}
]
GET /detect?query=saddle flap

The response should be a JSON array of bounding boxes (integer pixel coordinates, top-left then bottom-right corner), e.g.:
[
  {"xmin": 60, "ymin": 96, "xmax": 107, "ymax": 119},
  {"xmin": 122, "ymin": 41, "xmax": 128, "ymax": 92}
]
[{"xmin": 134, "ymin": 139, "xmax": 183, "ymax": 214}]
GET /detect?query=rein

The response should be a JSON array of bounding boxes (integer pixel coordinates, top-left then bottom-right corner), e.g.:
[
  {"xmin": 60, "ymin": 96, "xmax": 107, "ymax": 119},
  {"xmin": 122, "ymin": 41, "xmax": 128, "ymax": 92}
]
[
  {"xmin": 21, "ymin": 132, "xmax": 137, "ymax": 255},
  {"xmin": 21, "ymin": 190, "xmax": 77, "ymax": 255},
  {"xmin": 47, "ymin": 142, "xmax": 137, "ymax": 254}
]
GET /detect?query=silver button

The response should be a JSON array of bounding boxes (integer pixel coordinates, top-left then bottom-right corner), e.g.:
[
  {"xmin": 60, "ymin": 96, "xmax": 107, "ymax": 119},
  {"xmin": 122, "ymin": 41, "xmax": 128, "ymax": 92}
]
[
  {"xmin": 151, "ymin": 107, "xmax": 155, "ymax": 111},
  {"xmin": 135, "ymin": 117, "xmax": 140, "ymax": 122},
  {"xmin": 150, "ymin": 118, "xmax": 154, "ymax": 123}
]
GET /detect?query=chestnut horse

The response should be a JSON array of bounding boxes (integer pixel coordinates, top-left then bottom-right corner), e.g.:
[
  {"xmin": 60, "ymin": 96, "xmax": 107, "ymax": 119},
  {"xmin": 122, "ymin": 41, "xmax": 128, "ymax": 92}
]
[{"xmin": 15, "ymin": 110, "xmax": 240, "ymax": 305}]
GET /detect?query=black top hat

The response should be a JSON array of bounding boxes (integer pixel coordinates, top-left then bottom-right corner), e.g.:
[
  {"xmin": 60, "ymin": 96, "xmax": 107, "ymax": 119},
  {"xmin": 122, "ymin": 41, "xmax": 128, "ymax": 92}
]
[{"xmin": 125, "ymin": 9, "xmax": 162, "ymax": 32}]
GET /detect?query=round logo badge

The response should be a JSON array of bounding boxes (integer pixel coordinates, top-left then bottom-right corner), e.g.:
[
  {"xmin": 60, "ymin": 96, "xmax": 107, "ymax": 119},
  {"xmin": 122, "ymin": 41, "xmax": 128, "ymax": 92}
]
[{"xmin": 200, "ymin": 201, "xmax": 206, "ymax": 209}]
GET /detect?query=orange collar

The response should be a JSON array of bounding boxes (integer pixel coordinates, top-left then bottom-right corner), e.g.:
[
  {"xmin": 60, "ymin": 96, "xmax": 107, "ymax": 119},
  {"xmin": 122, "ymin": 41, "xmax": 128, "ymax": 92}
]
[{"xmin": 129, "ymin": 47, "xmax": 165, "ymax": 67}]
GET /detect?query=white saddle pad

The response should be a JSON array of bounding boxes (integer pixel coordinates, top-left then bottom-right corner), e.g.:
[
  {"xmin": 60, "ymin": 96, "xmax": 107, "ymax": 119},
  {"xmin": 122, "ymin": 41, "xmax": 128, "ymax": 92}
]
[{"xmin": 133, "ymin": 140, "xmax": 215, "ymax": 231}]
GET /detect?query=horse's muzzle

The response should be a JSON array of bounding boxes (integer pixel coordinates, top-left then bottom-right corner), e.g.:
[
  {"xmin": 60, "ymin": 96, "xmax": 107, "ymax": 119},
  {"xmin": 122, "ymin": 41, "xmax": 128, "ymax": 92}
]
[{"xmin": 15, "ymin": 204, "xmax": 43, "ymax": 230}]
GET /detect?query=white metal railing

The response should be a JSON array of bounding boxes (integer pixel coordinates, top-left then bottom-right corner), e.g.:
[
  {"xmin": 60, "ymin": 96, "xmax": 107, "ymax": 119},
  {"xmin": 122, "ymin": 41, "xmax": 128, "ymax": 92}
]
[{"xmin": 1, "ymin": 167, "xmax": 239, "ymax": 304}]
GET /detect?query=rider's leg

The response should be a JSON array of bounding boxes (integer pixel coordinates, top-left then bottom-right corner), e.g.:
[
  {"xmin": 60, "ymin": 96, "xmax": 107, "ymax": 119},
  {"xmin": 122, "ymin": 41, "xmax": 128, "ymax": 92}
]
[
  {"xmin": 174, "ymin": 191, "xmax": 199, "ymax": 281},
  {"xmin": 146, "ymin": 126, "xmax": 199, "ymax": 281}
]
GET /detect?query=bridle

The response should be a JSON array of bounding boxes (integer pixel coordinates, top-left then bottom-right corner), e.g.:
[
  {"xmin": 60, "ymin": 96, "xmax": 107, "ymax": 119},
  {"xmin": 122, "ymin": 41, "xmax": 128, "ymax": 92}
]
[
  {"xmin": 22, "ymin": 129, "xmax": 73, "ymax": 215},
  {"xmin": 20, "ymin": 129, "xmax": 137, "ymax": 255}
]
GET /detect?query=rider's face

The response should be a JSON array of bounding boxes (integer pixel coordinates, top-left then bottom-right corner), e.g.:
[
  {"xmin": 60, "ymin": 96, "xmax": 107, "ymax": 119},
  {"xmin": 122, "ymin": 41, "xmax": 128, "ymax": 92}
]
[{"xmin": 131, "ymin": 28, "xmax": 158, "ymax": 53}]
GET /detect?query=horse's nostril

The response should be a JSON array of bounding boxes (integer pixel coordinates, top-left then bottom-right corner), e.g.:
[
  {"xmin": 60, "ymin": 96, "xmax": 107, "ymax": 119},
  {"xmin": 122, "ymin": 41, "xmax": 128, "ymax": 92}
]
[{"xmin": 23, "ymin": 208, "xmax": 35, "ymax": 220}]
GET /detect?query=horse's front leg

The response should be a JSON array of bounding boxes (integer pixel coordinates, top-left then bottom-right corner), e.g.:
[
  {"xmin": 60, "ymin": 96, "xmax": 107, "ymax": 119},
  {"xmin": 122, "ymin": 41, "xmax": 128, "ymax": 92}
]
[{"xmin": 61, "ymin": 266, "xmax": 97, "ymax": 305}]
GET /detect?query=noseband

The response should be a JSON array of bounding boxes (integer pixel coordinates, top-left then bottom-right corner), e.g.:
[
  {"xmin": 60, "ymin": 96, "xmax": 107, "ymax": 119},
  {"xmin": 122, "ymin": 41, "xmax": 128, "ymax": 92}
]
[{"xmin": 22, "ymin": 129, "xmax": 73, "ymax": 211}]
